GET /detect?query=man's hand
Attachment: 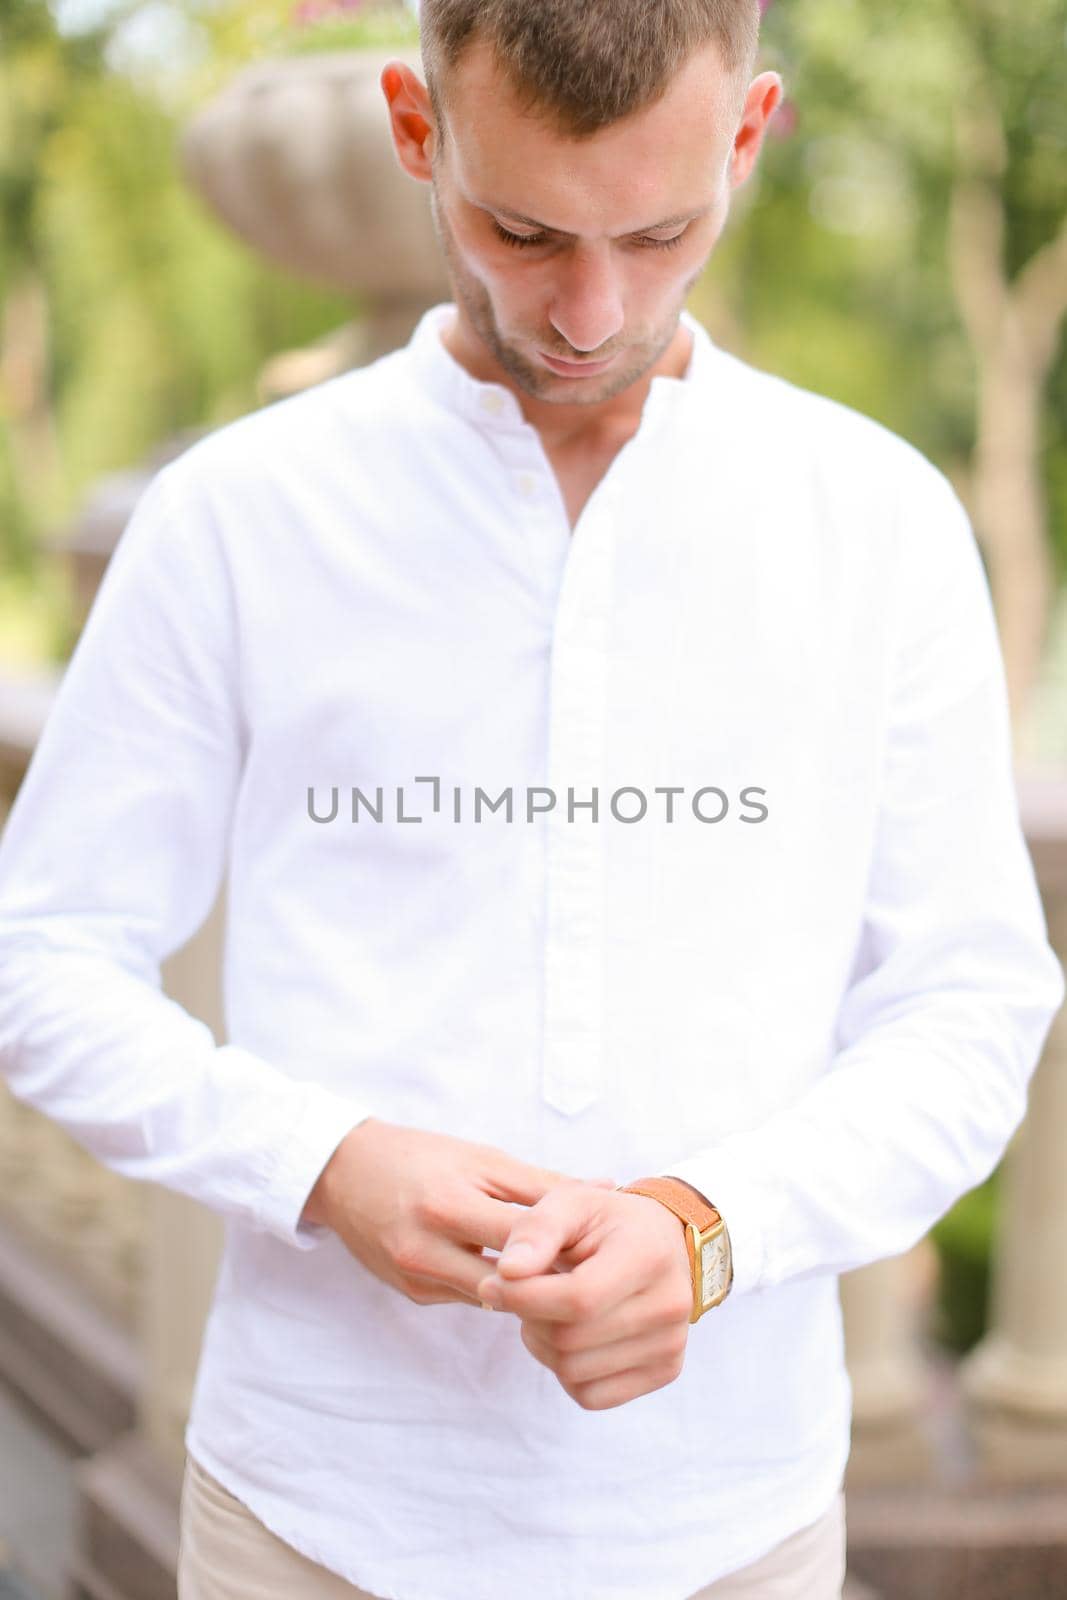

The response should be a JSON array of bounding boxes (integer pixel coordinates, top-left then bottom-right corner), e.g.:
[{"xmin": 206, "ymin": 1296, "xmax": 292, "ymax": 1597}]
[
  {"xmin": 475, "ymin": 1184, "xmax": 695, "ymax": 1410},
  {"xmin": 300, "ymin": 1117, "xmax": 617, "ymax": 1310}
]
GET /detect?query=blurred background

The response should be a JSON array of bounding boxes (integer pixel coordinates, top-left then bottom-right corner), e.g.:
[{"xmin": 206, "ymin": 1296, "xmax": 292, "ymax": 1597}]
[{"xmin": 0, "ymin": 1, "xmax": 1064, "ymax": 1596}]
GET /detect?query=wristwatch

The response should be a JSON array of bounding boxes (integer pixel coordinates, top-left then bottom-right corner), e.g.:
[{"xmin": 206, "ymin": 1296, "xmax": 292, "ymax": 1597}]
[{"xmin": 619, "ymin": 1175, "xmax": 733, "ymax": 1322}]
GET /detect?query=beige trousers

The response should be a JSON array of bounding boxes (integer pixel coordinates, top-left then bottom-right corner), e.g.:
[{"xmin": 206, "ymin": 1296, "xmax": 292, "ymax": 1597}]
[{"xmin": 178, "ymin": 1451, "xmax": 847, "ymax": 1600}]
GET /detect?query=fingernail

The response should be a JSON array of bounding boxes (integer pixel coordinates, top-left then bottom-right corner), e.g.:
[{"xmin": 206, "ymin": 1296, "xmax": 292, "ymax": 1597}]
[{"xmin": 499, "ymin": 1242, "xmax": 534, "ymax": 1267}]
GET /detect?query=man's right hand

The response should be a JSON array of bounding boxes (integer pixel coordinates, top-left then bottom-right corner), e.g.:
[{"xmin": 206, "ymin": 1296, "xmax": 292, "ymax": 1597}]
[{"xmin": 300, "ymin": 1118, "xmax": 616, "ymax": 1309}]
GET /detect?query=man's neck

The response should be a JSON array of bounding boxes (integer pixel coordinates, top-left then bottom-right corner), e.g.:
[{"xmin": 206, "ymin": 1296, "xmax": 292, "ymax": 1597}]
[{"xmin": 440, "ymin": 310, "xmax": 693, "ymax": 453}]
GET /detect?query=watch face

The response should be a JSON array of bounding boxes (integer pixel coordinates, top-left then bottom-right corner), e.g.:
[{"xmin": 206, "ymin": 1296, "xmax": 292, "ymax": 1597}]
[{"xmin": 700, "ymin": 1234, "xmax": 731, "ymax": 1306}]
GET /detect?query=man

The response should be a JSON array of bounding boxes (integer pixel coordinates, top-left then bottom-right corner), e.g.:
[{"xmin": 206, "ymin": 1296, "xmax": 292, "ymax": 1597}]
[{"xmin": 0, "ymin": 2, "xmax": 1062, "ymax": 1598}]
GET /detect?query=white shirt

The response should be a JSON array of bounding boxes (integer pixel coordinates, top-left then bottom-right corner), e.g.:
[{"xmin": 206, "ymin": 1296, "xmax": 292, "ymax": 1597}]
[{"xmin": 0, "ymin": 302, "xmax": 1062, "ymax": 1600}]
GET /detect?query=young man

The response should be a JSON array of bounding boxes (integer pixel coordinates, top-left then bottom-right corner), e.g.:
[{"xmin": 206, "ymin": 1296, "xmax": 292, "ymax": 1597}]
[{"xmin": 0, "ymin": 3, "xmax": 1062, "ymax": 1598}]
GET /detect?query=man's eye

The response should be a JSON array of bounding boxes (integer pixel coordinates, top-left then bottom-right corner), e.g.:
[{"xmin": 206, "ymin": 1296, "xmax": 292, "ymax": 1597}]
[
  {"xmin": 491, "ymin": 222, "xmax": 549, "ymax": 249},
  {"xmin": 490, "ymin": 220, "xmax": 688, "ymax": 251}
]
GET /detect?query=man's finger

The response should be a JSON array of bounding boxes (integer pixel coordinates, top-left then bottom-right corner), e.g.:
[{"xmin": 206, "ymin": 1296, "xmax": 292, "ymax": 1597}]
[
  {"xmin": 477, "ymin": 1243, "xmax": 637, "ymax": 1323},
  {"xmin": 477, "ymin": 1185, "xmax": 622, "ymax": 1311},
  {"xmin": 493, "ymin": 1183, "xmax": 598, "ymax": 1279},
  {"xmin": 431, "ymin": 1174, "xmax": 614, "ymax": 1267},
  {"xmin": 484, "ymin": 1162, "xmax": 617, "ymax": 1209}
]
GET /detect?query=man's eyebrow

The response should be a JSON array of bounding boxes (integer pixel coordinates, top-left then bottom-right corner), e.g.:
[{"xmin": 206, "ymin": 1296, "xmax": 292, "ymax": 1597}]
[{"xmin": 482, "ymin": 201, "xmax": 714, "ymax": 235}]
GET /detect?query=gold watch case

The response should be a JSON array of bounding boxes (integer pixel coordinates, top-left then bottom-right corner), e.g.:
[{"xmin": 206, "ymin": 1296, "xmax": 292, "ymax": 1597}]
[{"xmin": 687, "ymin": 1214, "xmax": 733, "ymax": 1322}]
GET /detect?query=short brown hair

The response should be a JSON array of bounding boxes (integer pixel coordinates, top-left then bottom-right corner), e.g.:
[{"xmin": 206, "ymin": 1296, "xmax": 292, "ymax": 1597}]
[{"xmin": 420, "ymin": 0, "xmax": 761, "ymax": 145}]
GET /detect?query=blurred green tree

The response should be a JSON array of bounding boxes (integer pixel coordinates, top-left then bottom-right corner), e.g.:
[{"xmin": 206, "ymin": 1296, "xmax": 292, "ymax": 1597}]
[
  {"xmin": 0, "ymin": 0, "xmax": 358, "ymax": 608},
  {"xmin": 736, "ymin": 0, "xmax": 1067, "ymax": 733},
  {"xmin": 0, "ymin": 0, "xmax": 110, "ymax": 567}
]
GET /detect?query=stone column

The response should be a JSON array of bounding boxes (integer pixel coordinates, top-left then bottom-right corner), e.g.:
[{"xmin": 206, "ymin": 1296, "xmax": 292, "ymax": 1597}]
[
  {"xmin": 961, "ymin": 772, "xmax": 1067, "ymax": 1482},
  {"xmin": 841, "ymin": 1244, "xmax": 940, "ymax": 1486}
]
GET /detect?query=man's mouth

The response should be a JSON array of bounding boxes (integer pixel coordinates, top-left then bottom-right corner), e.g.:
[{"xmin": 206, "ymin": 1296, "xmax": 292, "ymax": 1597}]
[{"xmin": 539, "ymin": 351, "xmax": 617, "ymax": 377}]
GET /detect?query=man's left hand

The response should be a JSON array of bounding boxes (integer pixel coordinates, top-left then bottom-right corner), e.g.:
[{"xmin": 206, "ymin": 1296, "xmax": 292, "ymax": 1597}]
[{"xmin": 475, "ymin": 1183, "xmax": 695, "ymax": 1411}]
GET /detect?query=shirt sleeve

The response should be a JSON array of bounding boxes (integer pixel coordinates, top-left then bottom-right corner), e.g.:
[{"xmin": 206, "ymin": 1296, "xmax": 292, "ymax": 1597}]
[
  {"xmin": 659, "ymin": 456, "xmax": 1066, "ymax": 1299},
  {"xmin": 0, "ymin": 460, "xmax": 374, "ymax": 1250}
]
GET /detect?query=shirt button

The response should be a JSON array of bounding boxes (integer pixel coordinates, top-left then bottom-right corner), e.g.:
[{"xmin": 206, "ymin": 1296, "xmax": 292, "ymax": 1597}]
[
  {"xmin": 517, "ymin": 471, "xmax": 538, "ymax": 498},
  {"xmin": 479, "ymin": 391, "xmax": 506, "ymax": 415}
]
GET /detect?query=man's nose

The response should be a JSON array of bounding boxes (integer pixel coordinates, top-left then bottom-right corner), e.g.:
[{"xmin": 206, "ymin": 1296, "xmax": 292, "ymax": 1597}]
[{"xmin": 547, "ymin": 245, "xmax": 625, "ymax": 355}]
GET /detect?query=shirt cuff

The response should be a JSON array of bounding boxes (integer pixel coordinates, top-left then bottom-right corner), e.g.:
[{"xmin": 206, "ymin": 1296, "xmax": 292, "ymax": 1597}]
[
  {"xmin": 258, "ymin": 1084, "xmax": 375, "ymax": 1251},
  {"xmin": 660, "ymin": 1145, "xmax": 776, "ymax": 1300}
]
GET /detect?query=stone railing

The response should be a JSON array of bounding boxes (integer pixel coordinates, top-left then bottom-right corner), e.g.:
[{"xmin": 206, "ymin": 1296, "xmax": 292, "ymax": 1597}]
[{"xmin": 0, "ymin": 677, "xmax": 146, "ymax": 1333}]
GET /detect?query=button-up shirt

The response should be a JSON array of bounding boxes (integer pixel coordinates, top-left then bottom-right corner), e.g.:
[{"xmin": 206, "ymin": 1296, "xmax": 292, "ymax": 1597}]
[{"xmin": 0, "ymin": 301, "xmax": 1062, "ymax": 1600}]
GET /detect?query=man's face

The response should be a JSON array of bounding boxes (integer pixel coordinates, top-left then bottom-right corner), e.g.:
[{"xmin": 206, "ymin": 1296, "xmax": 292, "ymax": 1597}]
[{"xmin": 420, "ymin": 37, "xmax": 755, "ymax": 418}]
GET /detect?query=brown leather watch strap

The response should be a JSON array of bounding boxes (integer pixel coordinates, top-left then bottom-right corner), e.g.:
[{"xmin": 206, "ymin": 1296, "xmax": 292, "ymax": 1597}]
[{"xmin": 619, "ymin": 1175, "xmax": 721, "ymax": 1234}]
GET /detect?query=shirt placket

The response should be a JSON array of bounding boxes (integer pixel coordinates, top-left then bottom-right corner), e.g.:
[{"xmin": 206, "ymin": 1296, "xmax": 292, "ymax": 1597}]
[
  {"xmin": 474, "ymin": 382, "xmax": 627, "ymax": 1118},
  {"xmin": 541, "ymin": 521, "xmax": 611, "ymax": 1116},
  {"xmin": 476, "ymin": 380, "xmax": 652, "ymax": 1120}
]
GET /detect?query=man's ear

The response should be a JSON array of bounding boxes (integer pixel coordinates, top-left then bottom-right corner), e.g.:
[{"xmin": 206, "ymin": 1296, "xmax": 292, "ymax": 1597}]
[
  {"xmin": 381, "ymin": 60, "xmax": 438, "ymax": 181},
  {"xmin": 730, "ymin": 70, "xmax": 784, "ymax": 187}
]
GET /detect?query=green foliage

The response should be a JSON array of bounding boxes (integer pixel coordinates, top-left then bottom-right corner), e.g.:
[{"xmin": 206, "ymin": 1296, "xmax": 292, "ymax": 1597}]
[
  {"xmin": 0, "ymin": 0, "xmax": 359, "ymax": 661},
  {"xmin": 186, "ymin": 0, "xmax": 418, "ymax": 98},
  {"xmin": 929, "ymin": 1167, "xmax": 1001, "ymax": 1353},
  {"xmin": 749, "ymin": 0, "xmax": 1067, "ymax": 572},
  {"xmin": 927, "ymin": 1164, "xmax": 1004, "ymax": 1350},
  {"xmin": 281, "ymin": 6, "xmax": 420, "ymax": 58}
]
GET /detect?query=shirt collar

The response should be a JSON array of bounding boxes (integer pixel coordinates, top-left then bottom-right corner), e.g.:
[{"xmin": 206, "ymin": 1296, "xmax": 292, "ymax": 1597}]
[{"xmin": 406, "ymin": 300, "xmax": 714, "ymax": 428}]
